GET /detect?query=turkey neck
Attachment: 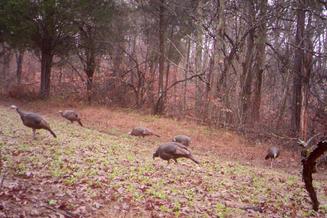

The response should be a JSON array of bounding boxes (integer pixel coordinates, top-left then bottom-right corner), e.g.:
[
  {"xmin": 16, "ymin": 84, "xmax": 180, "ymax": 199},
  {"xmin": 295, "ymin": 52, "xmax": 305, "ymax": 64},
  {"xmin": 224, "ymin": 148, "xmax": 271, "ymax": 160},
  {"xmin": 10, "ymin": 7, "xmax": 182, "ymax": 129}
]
[{"xmin": 16, "ymin": 108, "xmax": 26, "ymax": 117}]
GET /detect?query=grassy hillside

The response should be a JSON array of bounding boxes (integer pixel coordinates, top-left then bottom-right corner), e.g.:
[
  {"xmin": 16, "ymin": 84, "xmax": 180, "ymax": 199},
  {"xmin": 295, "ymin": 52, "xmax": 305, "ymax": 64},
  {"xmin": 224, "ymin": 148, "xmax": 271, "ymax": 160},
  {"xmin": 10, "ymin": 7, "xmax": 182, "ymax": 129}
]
[{"xmin": 0, "ymin": 101, "xmax": 326, "ymax": 217}]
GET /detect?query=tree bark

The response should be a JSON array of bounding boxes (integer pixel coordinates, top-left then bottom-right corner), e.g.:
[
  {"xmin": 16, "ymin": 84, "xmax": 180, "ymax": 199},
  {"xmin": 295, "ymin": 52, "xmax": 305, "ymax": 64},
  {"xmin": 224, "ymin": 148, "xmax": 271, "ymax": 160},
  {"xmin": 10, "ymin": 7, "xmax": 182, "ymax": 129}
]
[
  {"xmin": 40, "ymin": 48, "xmax": 53, "ymax": 98},
  {"xmin": 78, "ymin": 24, "xmax": 97, "ymax": 104},
  {"xmin": 195, "ymin": 38, "xmax": 203, "ymax": 117},
  {"xmin": 240, "ymin": 0, "xmax": 255, "ymax": 125},
  {"xmin": 164, "ymin": 62, "xmax": 170, "ymax": 97},
  {"xmin": 1, "ymin": 45, "xmax": 11, "ymax": 87},
  {"xmin": 205, "ymin": 0, "xmax": 225, "ymax": 125},
  {"xmin": 302, "ymin": 139, "xmax": 327, "ymax": 211},
  {"xmin": 154, "ymin": 0, "xmax": 166, "ymax": 115},
  {"xmin": 148, "ymin": 58, "xmax": 156, "ymax": 106},
  {"xmin": 194, "ymin": 1, "xmax": 204, "ymax": 118},
  {"xmin": 299, "ymin": 39, "xmax": 313, "ymax": 142},
  {"xmin": 291, "ymin": 0, "xmax": 306, "ymax": 134},
  {"xmin": 85, "ymin": 48, "xmax": 96, "ymax": 104},
  {"xmin": 15, "ymin": 50, "xmax": 24, "ymax": 84},
  {"xmin": 252, "ymin": 0, "xmax": 267, "ymax": 124},
  {"xmin": 183, "ymin": 38, "xmax": 191, "ymax": 113},
  {"xmin": 276, "ymin": 70, "xmax": 291, "ymax": 128}
]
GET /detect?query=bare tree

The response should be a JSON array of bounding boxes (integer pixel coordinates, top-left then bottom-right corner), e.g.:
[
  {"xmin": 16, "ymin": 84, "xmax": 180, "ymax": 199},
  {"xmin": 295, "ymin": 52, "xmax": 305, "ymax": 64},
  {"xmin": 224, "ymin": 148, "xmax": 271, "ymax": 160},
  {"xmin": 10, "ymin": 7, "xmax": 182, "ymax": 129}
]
[
  {"xmin": 240, "ymin": 0, "xmax": 255, "ymax": 125},
  {"xmin": 252, "ymin": 0, "xmax": 268, "ymax": 124},
  {"xmin": 291, "ymin": 0, "xmax": 306, "ymax": 134}
]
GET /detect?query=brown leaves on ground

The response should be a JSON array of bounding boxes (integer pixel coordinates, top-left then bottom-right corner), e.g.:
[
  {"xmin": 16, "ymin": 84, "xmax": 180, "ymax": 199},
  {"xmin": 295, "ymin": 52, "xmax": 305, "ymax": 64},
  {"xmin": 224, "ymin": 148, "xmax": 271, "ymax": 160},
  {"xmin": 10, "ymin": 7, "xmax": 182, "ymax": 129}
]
[{"xmin": 0, "ymin": 99, "xmax": 326, "ymax": 217}]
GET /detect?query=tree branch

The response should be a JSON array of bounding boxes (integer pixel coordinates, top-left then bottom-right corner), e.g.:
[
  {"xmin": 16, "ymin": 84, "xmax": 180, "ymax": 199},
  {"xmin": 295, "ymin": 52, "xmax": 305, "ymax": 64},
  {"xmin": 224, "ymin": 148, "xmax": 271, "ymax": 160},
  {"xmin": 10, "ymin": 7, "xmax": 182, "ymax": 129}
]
[{"xmin": 302, "ymin": 138, "xmax": 327, "ymax": 211}]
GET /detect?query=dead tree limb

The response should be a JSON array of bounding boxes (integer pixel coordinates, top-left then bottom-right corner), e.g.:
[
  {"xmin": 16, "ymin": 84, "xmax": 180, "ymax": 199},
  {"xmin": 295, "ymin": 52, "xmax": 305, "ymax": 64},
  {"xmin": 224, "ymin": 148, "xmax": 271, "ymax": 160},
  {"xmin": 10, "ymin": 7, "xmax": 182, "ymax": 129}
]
[{"xmin": 301, "ymin": 138, "xmax": 327, "ymax": 211}]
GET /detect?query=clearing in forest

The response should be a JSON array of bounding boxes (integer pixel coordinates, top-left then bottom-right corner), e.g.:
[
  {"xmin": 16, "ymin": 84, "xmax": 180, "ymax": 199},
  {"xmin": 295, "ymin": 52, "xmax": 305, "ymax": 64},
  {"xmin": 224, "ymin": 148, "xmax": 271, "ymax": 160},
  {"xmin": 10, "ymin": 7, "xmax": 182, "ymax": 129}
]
[{"xmin": 0, "ymin": 100, "xmax": 326, "ymax": 217}]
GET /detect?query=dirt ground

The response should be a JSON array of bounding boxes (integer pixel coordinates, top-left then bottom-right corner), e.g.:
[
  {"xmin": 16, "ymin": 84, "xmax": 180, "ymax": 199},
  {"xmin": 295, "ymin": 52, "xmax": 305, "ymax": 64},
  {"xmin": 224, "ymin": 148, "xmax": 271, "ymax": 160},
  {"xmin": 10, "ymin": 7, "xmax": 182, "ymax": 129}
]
[{"xmin": 0, "ymin": 98, "xmax": 326, "ymax": 217}]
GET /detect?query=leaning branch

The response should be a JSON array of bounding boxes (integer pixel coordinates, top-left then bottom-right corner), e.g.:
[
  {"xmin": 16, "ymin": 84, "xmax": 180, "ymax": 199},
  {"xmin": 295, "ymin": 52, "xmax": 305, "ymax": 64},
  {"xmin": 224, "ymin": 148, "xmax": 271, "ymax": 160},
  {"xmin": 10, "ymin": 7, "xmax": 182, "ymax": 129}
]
[
  {"xmin": 154, "ymin": 73, "xmax": 205, "ymax": 106},
  {"xmin": 302, "ymin": 138, "xmax": 327, "ymax": 211},
  {"xmin": 166, "ymin": 73, "xmax": 205, "ymax": 93}
]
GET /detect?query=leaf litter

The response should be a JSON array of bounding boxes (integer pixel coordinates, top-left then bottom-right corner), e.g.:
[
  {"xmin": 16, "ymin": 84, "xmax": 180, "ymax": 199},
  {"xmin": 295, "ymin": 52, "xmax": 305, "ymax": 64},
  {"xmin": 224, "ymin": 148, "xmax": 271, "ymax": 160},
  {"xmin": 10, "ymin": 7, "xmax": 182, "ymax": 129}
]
[{"xmin": 0, "ymin": 104, "xmax": 326, "ymax": 217}]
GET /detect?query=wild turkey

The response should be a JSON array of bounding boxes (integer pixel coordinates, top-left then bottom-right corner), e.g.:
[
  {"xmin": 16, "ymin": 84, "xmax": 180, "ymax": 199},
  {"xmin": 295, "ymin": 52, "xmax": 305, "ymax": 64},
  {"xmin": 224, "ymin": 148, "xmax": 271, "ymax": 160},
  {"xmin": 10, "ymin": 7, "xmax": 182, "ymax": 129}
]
[
  {"xmin": 59, "ymin": 110, "xmax": 83, "ymax": 126},
  {"xmin": 129, "ymin": 127, "xmax": 160, "ymax": 137},
  {"xmin": 265, "ymin": 147, "xmax": 280, "ymax": 168},
  {"xmin": 172, "ymin": 135, "xmax": 191, "ymax": 146},
  {"xmin": 11, "ymin": 105, "xmax": 56, "ymax": 139},
  {"xmin": 153, "ymin": 142, "xmax": 199, "ymax": 164}
]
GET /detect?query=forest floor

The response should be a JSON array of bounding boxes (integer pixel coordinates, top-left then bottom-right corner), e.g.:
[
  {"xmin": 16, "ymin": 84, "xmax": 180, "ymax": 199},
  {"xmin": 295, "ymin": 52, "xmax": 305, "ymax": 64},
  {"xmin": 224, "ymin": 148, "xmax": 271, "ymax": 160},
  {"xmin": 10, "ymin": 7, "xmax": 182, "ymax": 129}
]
[{"xmin": 0, "ymin": 98, "xmax": 326, "ymax": 217}]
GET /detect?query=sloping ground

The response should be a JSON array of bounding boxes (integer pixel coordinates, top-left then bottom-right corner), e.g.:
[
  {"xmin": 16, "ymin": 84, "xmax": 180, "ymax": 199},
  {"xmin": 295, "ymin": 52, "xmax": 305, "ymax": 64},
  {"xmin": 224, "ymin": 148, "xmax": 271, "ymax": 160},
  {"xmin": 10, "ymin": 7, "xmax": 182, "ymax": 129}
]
[
  {"xmin": 0, "ymin": 100, "xmax": 326, "ymax": 217},
  {"xmin": 2, "ymin": 98, "xmax": 303, "ymax": 171}
]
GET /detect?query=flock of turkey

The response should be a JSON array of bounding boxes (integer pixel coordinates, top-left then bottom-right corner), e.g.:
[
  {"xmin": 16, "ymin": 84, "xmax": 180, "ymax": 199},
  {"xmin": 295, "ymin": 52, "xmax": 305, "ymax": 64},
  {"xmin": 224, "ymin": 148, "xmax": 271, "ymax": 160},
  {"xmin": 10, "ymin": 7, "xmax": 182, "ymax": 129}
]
[{"xmin": 10, "ymin": 105, "xmax": 279, "ymax": 167}]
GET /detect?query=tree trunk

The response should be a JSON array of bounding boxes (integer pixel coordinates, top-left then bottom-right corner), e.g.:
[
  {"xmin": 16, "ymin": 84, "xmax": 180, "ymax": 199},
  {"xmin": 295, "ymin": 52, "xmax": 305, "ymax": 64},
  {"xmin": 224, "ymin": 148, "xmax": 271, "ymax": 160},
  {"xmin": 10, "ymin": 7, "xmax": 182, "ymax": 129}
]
[
  {"xmin": 15, "ymin": 50, "xmax": 24, "ymax": 84},
  {"xmin": 291, "ymin": 0, "xmax": 306, "ymax": 134},
  {"xmin": 276, "ymin": 70, "xmax": 291, "ymax": 128},
  {"xmin": 164, "ymin": 62, "xmax": 170, "ymax": 96},
  {"xmin": 205, "ymin": 0, "xmax": 225, "ymax": 125},
  {"xmin": 148, "ymin": 58, "xmax": 156, "ymax": 106},
  {"xmin": 86, "ymin": 50, "xmax": 96, "ymax": 104},
  {"xmin": 302, "ymin": 139, "xmax": 327, "ymax": 211},
  {"xmin": 194, "ymin": 1, "xmax": 204, "ymax": 118},
  {"xmin": 195, "ymin": 38, "xmax": 203, "ymax": 117},
  {"xmin": 183, "ymin": 38, "xmax": 191, "ymax": 113},
  {"xmin": 205, "ymin": 40, "xmax": 216, "ymax": 123},
  {"xmin": 112, "ymin": 43, "xmax": 124, "ymax": 105},
  {"xmin": 154, "ymin": 0, "xmax": 166, "ymax": 115},
  {"xmin": 1, "ymin": 45, "xmax": 11, "ymax": 88},
  {"xmin": 300, "ymin": 19, "xmax": 313, "ymax": 141},
  {"xmin": 300, "ymin": 77, "xmax": 309, "ymax": 141},
  {"xmin": 252, "ymin": 0, "xmax": 267, "ymax": 124},
  {"xmin": 240, "ymin": 0, "xmax": 255, "ymax": 125},
  {"xmin": 40, "ymin": 48, "xmax": 53, "ymax": 98}
]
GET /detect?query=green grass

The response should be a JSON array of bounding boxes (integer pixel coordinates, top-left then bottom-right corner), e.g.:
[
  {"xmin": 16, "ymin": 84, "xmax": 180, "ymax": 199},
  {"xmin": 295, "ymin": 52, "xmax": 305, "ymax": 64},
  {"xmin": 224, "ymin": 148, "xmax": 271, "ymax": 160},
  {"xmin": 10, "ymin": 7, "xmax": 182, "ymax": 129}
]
[{"xmin": 0, "ymin": 105, "xmax": 326, "ymax": 217}]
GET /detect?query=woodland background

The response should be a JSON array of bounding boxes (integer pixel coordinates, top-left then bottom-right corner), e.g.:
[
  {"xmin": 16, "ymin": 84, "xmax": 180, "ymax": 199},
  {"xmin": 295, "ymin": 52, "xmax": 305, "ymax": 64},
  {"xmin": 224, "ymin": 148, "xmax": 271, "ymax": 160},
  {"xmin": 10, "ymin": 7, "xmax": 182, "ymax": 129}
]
[{"xmin": 0, "ymin": 0, "xmax": 326, "ymax": 140}]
